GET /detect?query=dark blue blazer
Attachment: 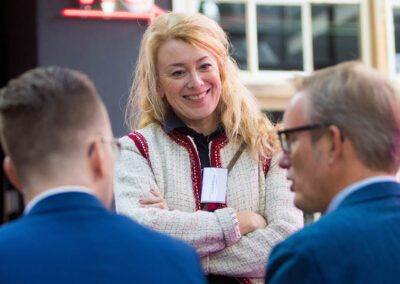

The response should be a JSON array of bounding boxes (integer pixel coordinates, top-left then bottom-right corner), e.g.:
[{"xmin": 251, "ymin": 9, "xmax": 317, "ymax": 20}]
[
  {"xmin": 265, "ymin": 181, "xmax": 400, "ymax": 284},
  {"xmin": 0, "ymin": 191, "xmax": 206, "ymax": 284}
]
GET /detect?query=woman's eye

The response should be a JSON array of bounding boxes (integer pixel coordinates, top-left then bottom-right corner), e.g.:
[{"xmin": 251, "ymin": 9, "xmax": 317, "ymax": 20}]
[
  {"xmin": 171, "ymin": 70, "xmax": 184, "ymax": 77},
  {"xmin": 200, "ymin": 63, "xmax": 212, "ymax": 70}
]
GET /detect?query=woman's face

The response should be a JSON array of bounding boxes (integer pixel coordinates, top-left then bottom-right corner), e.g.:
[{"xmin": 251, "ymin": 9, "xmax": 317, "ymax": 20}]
[{"xmin": 156, "ymin": 39, "xmax": 222, "ymax": 132}]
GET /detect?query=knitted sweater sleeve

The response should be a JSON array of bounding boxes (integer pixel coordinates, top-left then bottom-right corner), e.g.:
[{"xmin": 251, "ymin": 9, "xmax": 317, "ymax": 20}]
[
  {"xmin": 114, "ymin": 135, "xmax": 241, "ymax": 257},
  {"xmin": 202, "ymin": 156, "xmax": 304, "ymax": 278}
]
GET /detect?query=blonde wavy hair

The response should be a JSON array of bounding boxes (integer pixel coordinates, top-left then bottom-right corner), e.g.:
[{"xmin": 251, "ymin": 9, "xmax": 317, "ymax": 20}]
[{"xmin": 126, "ymin": 12, "xmax": 279, "ymax": 159}]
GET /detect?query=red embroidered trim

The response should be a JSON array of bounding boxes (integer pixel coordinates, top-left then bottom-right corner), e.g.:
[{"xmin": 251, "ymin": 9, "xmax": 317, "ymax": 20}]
[
  {"xmin": 263, "ymin": 158, "xmax": 271, "ymax": 177},
  {"xmin": 237, "ymin": 277, "xmax": 253, "ymax": 284},
  {"xmin": 210, "ymin": 136, "xmax": 229, "ymax": 168},
  {"xmin": 127, "ymin": 132, "xmax": 152, "ymax": 170},
  {"xmin": 209, "ymin": 136, "xmax": 229, "ymax": 211},
  {"xmin": 167, "ymin": 130, "xmax": 203, "ymax": 210}
]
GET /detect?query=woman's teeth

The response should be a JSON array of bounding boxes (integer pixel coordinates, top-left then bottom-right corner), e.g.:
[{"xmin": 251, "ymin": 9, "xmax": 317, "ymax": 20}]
[{"xmin": 186, "ymin": 90, "xmax": 208, "ymax": 100}]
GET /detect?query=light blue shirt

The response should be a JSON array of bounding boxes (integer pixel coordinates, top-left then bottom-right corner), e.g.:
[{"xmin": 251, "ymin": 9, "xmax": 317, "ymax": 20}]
[{"xmin": 326, "ymin": 175, "xmax": 397, "ymax": 214}]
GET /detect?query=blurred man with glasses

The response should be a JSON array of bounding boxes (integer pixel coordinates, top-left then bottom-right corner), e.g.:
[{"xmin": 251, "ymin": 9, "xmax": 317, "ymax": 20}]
[
  {"xmin": 0, "ymin": 67, "xmax": 206, "ymax": 284},
  {"xmin": 265, "ymin": 61, "xmax": 400, "ymax": 283}
]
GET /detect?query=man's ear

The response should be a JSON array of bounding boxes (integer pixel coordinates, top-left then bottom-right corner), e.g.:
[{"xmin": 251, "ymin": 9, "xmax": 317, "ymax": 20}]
[
  {"xmin": 327, "ymin": 125, "xmax": 344, "ymax": 165},
  {"xmin": 3, "ymin": 156, "xmax": 23, "ymax": 193},
  {"xmin": 88, "ymin": 139, "xmax": 105, "ymax": 179}
]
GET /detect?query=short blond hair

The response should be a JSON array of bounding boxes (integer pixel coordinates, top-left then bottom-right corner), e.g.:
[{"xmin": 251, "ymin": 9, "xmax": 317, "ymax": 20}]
[
  {"xmin": 126, "ymin": 12, "xmax": 278, "ymax": 159},
  {"xmin": 0, "ymin": 67, "xmax": 106, "ymax": 182}
]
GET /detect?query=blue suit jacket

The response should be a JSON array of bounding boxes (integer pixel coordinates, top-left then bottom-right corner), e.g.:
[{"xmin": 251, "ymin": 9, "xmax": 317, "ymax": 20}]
[
  {"xmin": 0, "ymin": 191, "xmax": 206, "ymax": 284},
  {"xmin": 265, "ymin": 181, "xmax": 400, "ymax": 284}
]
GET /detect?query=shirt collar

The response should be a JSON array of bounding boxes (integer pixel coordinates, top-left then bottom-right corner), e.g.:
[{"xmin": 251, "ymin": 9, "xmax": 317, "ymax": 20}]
[
  {"xmin": 326, "ymin": 175, "xmax": 397, "ymax": 214},
  {"xmin": 163, "ymin": 112, "xmax": 225, "ymax": 139},
  {"xmin": 24, "ymin": 186, "xmax": 93, "ymax": 214},
  {"xmin": 163, "ymin": 112, "xmax": 187, "ymax": 134}
]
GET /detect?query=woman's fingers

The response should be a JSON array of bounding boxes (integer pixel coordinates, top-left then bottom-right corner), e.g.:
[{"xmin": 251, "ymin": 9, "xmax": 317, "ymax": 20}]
[
  {"xmin": 139, "ymin": 196, "xmax": 161, "ymax": 204},
  {"xmin": 145, "ymin": 202, "xmax": 168, "ymax": 209},
  {"xmin": 236, "ymin": 211, "xmax": 267, "ymax": 235},
  {"xmin": 140, "ymin": 201, "xmax": 169, "ymax": 210},
  {"xmin": 150, "ymin": 188, "xmax": 161, "ymax": 197},
  {"xmin": 139, "ymin": 189, "xmax": 169, "ymax": 210}
]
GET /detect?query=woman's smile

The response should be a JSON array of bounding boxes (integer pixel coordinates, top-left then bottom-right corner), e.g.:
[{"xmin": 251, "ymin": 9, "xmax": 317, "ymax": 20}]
[{"xmin": 184, "ymin": 89, "xmax": 210, "ymax": 101}]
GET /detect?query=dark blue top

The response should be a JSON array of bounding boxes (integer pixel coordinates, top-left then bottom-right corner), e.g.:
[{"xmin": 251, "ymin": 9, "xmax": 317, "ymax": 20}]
[
  {"xmin": 0, "ymin": 191, "xmax": 207, "ymax": 284},
  {"xmin": 265, "ymin": 181, "xmax": 400, "ymax": 284}
]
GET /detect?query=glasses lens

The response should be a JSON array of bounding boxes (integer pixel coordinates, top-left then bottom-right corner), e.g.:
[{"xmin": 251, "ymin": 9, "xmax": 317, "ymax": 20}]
[
  {"xmin": 111, "ymin": 139, "xmax": 121, "ymax": 156},
  {"xmin": 280, "ymin": 132, "xmax": 290, "ymax": 153}
]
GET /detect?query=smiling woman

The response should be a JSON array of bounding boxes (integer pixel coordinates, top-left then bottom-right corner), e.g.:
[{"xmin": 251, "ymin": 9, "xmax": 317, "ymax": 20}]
[
  {"xmin": 157, "ymin": 39, "xmax": 221, "ymax": 135},
  {"xmin": 114, "ymin": 12, "xmax": 303, "ymax": 284}
]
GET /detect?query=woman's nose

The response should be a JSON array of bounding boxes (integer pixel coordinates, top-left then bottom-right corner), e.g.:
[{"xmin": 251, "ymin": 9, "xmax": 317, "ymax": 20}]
[{"xmin": 187, "ymin": 71, "xmax": 203, "ymax": 88}]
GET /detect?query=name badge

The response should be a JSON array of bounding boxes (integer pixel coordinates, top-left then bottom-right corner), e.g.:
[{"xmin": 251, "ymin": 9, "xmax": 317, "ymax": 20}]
[{"xmin": 200, "ymin": 167, "xmax": 227, "ymax": 203}]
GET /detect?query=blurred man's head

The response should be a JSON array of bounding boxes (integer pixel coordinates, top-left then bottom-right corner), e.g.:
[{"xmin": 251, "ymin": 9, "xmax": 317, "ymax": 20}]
[
  {"xmin": 0, "ymin": 67, "xmax": 117, "ymax": 206},
  {"xmin": 278, "ymin": 61, "xmax": 400, "ymax": 213}
]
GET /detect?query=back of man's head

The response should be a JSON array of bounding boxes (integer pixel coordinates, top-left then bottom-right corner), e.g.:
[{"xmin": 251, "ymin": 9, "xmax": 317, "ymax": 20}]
[
  {"xmin": 296, "ymin": 61, "xmax": 400, "ymax": 174},
  {"xmin": 0, "ymin": 67, "xmax": 108, "ymax": 188}
]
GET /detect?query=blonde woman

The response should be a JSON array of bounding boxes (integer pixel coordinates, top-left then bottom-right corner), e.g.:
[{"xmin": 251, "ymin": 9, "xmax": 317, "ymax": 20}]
[{"xmin": 114, "ymin": 12, "xmax": 303, "ymax": 284}]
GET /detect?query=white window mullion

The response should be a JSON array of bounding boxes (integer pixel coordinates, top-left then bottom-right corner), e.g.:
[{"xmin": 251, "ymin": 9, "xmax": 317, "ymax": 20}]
[
  {"xmin": 172, "ymin": 0, "xmax": 199, "ymax": 13},
  {"xmin": 360, "ymin": 0, "xmax": 371, "ymax": 66},
  {"xmin": 247, "ymin": 0, "xmax": 259, "ymax": 73},
  {"xmin": 302, "ymin": 2, "xmax": 313, "ymax": 73},
  {"xmin": 387, "ymin": 0, "xmax": 396, "ymax": 75}
]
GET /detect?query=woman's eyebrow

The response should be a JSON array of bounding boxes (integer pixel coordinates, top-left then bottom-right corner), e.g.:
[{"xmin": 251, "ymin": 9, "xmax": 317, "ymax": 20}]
[{"xmin": 167, "ymin": 56, "xmax": 210, "ymax": 68}]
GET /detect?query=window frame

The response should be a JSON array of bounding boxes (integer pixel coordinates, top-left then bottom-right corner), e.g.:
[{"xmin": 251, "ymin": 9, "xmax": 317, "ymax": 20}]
[
  {"xmin": 172, "ymin": 0, "xmax": 370, "ymax": 84},
  {"xmin": 387, "ymin": 0, "xmax": 400, "ymax": 77}
]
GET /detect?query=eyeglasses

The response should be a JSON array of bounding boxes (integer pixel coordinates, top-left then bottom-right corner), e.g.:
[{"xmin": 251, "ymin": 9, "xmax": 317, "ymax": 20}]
[
  {"xmin": 88, "ymin": 137, "xmax": 122, "ymax": 157},
  {"xmin": 277, "ymin": 123, "xmax": 328, "ymax": 153},
  {"xmin": 101, "ymin": 137, "xmax": 122, "ymax": 156}
]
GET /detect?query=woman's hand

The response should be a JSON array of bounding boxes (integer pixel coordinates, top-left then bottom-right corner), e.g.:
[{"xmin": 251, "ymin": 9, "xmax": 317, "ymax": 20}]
[
  {"xmin": 139, "ymin": 189, "xmax": 169, "ymax": 210},
  {"xmin": 236, "ymin": 211, "xmax": 267, "ymax": 235}
]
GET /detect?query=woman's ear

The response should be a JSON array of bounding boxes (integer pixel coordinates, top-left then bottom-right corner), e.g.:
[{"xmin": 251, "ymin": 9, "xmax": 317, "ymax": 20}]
[
  {"xmin": 3, "ymin": 156, "xmax": 23, "ymax": 193},
  {"xmin": 156, "ymin": 83, "xmax": 165, "ymax": 98}
]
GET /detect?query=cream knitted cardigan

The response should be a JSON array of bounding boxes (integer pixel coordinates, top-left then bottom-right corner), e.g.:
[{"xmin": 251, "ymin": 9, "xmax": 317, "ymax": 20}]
[{"xmin": 114, "ymin": 123, "xmax": 303, "ymax": 284}]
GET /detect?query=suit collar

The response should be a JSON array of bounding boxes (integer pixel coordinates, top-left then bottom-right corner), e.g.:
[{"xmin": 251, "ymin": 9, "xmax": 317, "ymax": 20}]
[
  {"xmin": 326, "ymin": 176, "xmax": 396, "ymax": 213},
  {"xmin": 27, "ymin": 191, "xmax": 107, "ymax": 216},
  {"xmin": 337, "ymin": 181, "xmax": 400, "ymax": 210},
  {"xmin": 25, "ymin": 186, "xmax": 93, "ymax": 214}
]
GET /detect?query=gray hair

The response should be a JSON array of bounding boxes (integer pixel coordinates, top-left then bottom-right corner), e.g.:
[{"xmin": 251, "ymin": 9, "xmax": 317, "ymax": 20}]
[{"xmin": 296, "ymin": 61, "xmax": 400, "ymax": 173}]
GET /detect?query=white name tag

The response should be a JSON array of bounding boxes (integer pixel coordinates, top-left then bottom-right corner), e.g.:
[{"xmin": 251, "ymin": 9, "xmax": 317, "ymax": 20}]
[{"xmin": 200, "ymin": 167, "xmax": 227, "ymax": 203}]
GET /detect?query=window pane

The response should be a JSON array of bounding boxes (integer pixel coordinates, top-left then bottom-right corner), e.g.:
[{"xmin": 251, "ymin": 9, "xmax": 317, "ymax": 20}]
[
  {"xmin": 394, "ymin": 8, "xmax": 400, "ymax": 73},
  {"xmin": 265, "ymin": 110, "xmax": 283, "ymax": 125},
  {"xmin": 199, "ymin": 1, "xmax": 247, "ymax": 70},
  {"xmin": 257, "ymin": 5, "xmax": 303, "ymax": 71},
  {"xmin": 312, "ymin": 4, "xmax": 360, "ymax": 70}
]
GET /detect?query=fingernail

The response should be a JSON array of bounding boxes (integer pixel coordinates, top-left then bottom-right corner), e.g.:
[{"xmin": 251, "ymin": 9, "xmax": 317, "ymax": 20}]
[
  {"xmin": 140, "ymin": 205, "xmax": 145, "ymax": 208},
  {"xmin": 150, "ymin": 189, "xmax": 154, "ymax": 192},
  {"xmin": 139, "ymin": 199, "xmax": 143, "ymax": 202}
]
